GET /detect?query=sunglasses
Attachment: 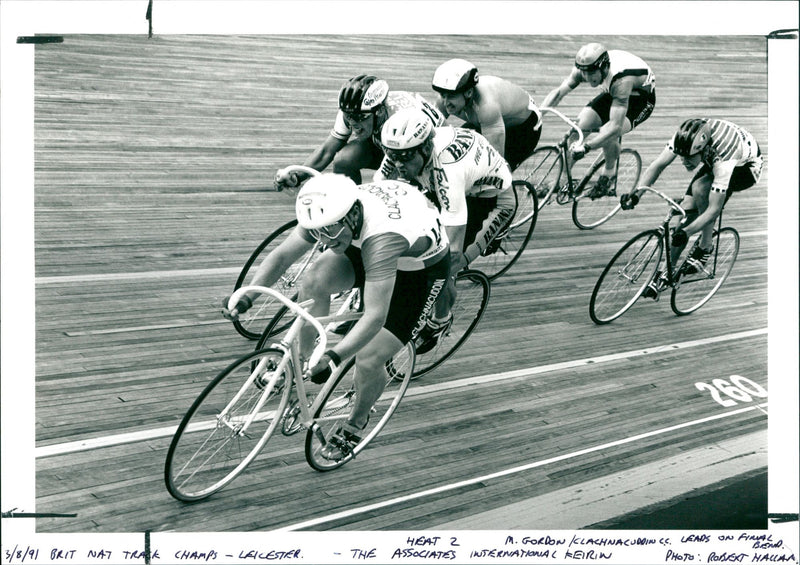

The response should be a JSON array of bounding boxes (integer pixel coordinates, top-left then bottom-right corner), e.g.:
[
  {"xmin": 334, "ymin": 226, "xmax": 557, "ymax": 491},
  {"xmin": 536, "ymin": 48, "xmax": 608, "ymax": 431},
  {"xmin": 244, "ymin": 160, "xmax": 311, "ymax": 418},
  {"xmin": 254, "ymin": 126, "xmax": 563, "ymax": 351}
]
[
  {"xmin": 344, "ymin": 111, "xmax": 372, "ymax": 124},
  {"xmin": 309, "ymin": 221, "xmax": 347, "ymax": 241},
  {"xmin": 384, "ymin": 148, "xmax": 419, "ymax": 164}
]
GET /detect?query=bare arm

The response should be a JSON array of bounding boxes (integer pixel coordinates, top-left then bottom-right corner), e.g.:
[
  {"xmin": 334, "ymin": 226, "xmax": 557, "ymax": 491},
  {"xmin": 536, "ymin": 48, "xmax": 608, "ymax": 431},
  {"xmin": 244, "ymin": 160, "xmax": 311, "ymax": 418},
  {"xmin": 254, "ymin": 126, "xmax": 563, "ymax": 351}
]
[
  {"xmin": 476, "ymin": 101, "xmax": 506, "ymax": 156},
  {"xmin": 302, "ymin": 134, "xmax": 347, "ymax": 172},
  {"xmin": 541, "ymin": 70, "xmax": 581, "ymax": 108},
  {"xmin": 638, "ymin": 146, "xmax": 677, "ymax": 192},
  {"xmin": 245, "ymin": 228, "xmax": 315, "ymax": 297}
]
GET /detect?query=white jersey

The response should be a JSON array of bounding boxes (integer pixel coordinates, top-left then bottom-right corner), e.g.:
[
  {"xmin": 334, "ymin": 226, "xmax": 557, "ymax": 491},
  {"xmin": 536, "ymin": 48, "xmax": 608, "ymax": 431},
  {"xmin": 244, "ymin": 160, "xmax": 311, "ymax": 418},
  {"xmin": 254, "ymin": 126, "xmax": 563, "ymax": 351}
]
[
  {"xmin": 668, "ymin": 119, "xmax": 762, "ymax": 193},
  {"xmin": 331, "ymin": 91, "xmax": 445, "ymax": 142},
  {"xmin": 375, "ymin": 126, "xmax": 513, "ymax": 227},
  {"xmin": 601, "ymin": 50, "xmax": 656, "ymax": 95},
  {"xmin": 352, "ymin": 179, "xmax": 449, "ymax": 274}
]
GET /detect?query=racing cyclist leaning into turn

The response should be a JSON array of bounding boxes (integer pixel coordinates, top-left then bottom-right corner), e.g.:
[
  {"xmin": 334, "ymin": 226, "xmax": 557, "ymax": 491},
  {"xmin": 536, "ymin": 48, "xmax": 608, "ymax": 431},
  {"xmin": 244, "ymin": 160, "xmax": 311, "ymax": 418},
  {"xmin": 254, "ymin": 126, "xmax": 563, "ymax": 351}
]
[
  {"xmin": 224, "ymin": 173, "xmax": 450, "ymax": 460},
  {"xmin": 431, "ymin": 58, "xmax": 543, "ymax": 172},
  {"xmin": 274, "ymin": 75, "xmax": 444, "ymax": 187},
  {"xmin": 542, "ymin": 43, "xmax": 656, "ymax": 198},
  {"xmin": 620, "ymin": 118, "xmax": 763, "ymax": 299},
  {"xmin": 376, "ymin": 107, "xmax": 515, "ymax": 352}
]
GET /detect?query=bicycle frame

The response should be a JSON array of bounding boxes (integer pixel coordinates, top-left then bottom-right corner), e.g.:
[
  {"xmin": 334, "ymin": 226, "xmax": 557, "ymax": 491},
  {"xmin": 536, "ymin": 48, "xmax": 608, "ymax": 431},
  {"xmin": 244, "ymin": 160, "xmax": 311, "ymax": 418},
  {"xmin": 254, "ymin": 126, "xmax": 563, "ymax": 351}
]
[
  {"xmin": 226, "ymin": 286, "xmax": 359, "ymax": 440},
  {"xmin": 634, "ymin": 187, "xmax": 687, "ymax": 285},
  {"xmin": 538, "ymin": 107, "xmax": 589, "ymax": 203}
]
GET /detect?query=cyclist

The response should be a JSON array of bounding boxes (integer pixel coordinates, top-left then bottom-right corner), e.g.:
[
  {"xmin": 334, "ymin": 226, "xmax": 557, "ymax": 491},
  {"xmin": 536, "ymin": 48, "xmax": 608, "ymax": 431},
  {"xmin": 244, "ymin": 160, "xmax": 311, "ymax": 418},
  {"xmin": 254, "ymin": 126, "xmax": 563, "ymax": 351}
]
[
  {"xmin": 274, "ymin": 75, "xmax": 444, "ymax": 187},
  {"xmin": 541, "ymin": 43, "xmax": 656, "ymax": 198},
  {"xmin": 431, "ymin": 58, "xmax": 543, "ymax": 171},
  {"xmin": 620, "ymin": 118, "xmax": 762, "ymax": 299},
  {"xmin": 223, "ymin": 173, "xmax": 450, "ymax": 460},
  {"xmin": 376, "ymin": 107, "xmax": 515, "ymax": 348}
]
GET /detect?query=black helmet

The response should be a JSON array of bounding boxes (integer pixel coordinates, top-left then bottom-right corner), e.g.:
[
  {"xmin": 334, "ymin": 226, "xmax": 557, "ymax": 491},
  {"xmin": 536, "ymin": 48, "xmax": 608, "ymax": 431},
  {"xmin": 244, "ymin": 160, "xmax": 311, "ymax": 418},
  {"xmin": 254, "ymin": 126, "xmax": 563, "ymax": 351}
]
[
  {"xmin": 338, "ymin": 75, "xmax": 389, "ymax": 114},
  {"xmin": 672, "ymin": 119, "xmax": 711, "ymax": 157}
]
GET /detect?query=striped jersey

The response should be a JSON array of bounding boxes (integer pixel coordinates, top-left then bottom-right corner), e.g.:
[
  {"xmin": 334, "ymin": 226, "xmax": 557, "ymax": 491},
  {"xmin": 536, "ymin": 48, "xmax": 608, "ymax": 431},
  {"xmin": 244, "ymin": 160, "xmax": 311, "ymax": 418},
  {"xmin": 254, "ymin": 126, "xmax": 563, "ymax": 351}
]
[{"xmin": 668, "ymin": 119, "xmax": 762, "ymax": 192}]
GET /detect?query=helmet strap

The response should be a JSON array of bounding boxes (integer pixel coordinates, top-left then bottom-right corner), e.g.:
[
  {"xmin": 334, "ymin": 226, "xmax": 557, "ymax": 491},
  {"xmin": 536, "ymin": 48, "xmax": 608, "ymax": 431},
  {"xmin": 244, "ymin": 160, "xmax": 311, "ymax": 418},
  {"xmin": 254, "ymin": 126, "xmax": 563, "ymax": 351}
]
[{"xmin": 345, "ymin": 201, "xmax": 363, "ymax": 240}]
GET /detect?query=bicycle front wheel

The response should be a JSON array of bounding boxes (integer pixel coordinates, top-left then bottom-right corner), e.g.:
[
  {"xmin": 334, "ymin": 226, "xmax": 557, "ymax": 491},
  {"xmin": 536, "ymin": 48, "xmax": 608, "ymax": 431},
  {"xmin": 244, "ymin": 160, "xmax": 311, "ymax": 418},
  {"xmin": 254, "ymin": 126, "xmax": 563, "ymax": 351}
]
[
  {"xmin": 412, "ymin": 269, "xmax": 491, "ymax": 378},
  {"xmin": 471, "ymin": 181, "xmax": 538, "ymax": 281},
  {"xmin": 590, "ymin": 229, "xmax": 663, "ymax": 324},
  {"xmin": 232, "ymin": 220, "xmax": 321, "ymax": 340},
  {"xmin": 670, "ymin": 227, "xmax": 739, "ymax": 315},
  {"xmin": 165, "ymin": 348, "xmax": 292, "ymax": 502},
  {"xmin": 514, "ymin": 145, "xmax": 563, "ymax": 210},
  {"xmin": 572, "ymin": 148, "xmax": 641, "ymax": 230},
  {"xmin": 305, "ymin": 342, "xmax": 414, "ymax": 471}
]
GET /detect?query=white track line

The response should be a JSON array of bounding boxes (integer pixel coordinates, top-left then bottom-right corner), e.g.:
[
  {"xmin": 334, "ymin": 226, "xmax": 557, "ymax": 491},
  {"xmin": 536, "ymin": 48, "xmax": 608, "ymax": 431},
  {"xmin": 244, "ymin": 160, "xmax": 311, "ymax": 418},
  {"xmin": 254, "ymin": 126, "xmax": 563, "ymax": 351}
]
[
  {"xmin": 34, "ymin": 327, "xmax": 767, "ymax": 458},
  {"xmin": 275, "ymin": 403, "xmax": 768, "ymax": 532}
]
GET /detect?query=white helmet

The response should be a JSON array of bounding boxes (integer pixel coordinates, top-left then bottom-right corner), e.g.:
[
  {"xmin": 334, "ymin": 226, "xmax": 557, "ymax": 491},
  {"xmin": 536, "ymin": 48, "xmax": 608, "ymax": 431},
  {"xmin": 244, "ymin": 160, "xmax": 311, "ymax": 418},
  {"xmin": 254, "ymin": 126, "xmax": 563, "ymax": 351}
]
[
  {"xmin": 295, "ymin": 174, "xmax": 359, "ymax": 230},
  {"xmin": 432, "ymin": 58, "xmax": 479, "ymax": 94},
  {"xmin": 380, "ymin": 108, "xmax": 435, "ymax": 151}
]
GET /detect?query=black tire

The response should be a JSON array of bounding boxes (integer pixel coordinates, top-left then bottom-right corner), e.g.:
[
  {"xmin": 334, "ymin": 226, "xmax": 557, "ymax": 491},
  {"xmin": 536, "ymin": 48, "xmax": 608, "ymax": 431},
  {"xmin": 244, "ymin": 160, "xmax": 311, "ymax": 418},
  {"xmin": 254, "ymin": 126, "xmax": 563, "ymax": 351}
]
[
  {"xmin": 231, "ymin": 220, "xmax": 321, "ymax": 340},
  {"xmin": 572, "ymin": 148, "xmax": 641, "ymax": 230},
  {"xmin": 304, "ymin": 342, "xmax": 414, "ymax": 471},
  {"xmin": 513, "ymin": 145, "xmax": 563, "ymax": 211},
  {"xmin": 471, "ymin": 181, "xmax": 538, "ymax": 281},
  {"xmin": 670, "ymin": 227, "xmax": 739, "ymax": 315},
  {"xmin": 165, "ymin": 347, "xmax": 292, "ymax": 502},
  {"xmin": 412, "ymin": 269, "xmax": 491, "ymax": 378},
  {"xmin": 590, "ymin": 229, "xmax": 663, "ymax": 324}
]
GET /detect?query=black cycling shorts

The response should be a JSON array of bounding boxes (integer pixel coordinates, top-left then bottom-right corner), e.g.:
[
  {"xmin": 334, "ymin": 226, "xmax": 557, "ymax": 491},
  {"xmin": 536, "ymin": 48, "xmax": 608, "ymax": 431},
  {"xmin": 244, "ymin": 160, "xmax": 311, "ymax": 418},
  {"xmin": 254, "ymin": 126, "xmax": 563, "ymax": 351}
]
[
  {"xmin": 687, "ymin": 156, "xmax": 760, "ymax": 205},
  {"xmin": 345, "ymin": 246, "xmax": 451, "ymax": 344},
  {"xmin": 586, "ymin": 89, "xmax": 656, "ymax": 129}
]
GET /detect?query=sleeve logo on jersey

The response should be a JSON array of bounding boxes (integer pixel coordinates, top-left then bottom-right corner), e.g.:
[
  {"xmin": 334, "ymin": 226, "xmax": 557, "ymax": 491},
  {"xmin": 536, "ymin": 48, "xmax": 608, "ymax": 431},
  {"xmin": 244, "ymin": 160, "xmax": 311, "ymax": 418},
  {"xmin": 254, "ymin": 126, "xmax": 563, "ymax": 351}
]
[{"xmin": 443, "ymin": 130, "xmax": 476, "ymax": 163}]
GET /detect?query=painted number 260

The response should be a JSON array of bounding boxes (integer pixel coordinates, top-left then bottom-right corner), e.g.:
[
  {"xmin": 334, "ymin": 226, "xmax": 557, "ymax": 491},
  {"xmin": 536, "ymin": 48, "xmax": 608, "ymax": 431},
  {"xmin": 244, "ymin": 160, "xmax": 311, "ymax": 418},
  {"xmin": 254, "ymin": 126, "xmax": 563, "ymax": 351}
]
[{"xmin": 695, "ymin": 375, "xmax": 767, "ymax": 407}]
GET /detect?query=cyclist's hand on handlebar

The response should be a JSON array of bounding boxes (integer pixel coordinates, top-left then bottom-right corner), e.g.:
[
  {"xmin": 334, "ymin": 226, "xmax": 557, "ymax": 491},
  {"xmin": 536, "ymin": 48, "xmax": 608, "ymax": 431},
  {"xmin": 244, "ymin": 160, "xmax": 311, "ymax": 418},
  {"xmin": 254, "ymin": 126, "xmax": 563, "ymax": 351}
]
[
  {"xmin": 221, "ymin": 294, "xmax": 253, "ymax": 321},
  {"xmin": 274, "ymin": 168, "xmax": 300, "ymax": 191},
  {"xmin": 306, "ymin": 350, "xmax": 341, "ymax": 385},
  {"xmin": 620, "ymin": 192, "xmax": 640, "ymax": 210},
  {"xmin": 569, "ymin": 142, "xmax": 587, "ymax": 161}
]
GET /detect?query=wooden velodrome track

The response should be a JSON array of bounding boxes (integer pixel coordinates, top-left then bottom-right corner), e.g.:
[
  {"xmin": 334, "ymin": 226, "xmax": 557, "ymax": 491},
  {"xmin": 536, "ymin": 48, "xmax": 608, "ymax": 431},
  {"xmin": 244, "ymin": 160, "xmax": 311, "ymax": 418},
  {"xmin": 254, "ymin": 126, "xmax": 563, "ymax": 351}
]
[{"xmin": 31, "ymin": 34, "xmax": 770, "ymax": 533}]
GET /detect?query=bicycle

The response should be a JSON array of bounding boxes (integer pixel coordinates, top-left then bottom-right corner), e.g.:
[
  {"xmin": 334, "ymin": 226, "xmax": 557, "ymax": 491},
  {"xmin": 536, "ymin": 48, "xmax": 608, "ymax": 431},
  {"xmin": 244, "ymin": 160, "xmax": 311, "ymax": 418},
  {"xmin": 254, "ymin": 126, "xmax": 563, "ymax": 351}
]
[
  {"xmin": 513, "ymin": 107, "xmax": 642, "ymax": 230},
  {"xmin": 256, "ymin": 269, "xmax": 492, "ymax": 381},
  {"xmin": 165, "ymin": 286, "xmax": 414, "ymax": 502},
  {"xmin": 469, "ymin": 180, "xmax": 539, "ymax": 281},
  {"xmin": 229, "ymin": 165, "xmax": 357, "ymax": 340},
  {"xmin": 589, "ymin": 187, "xmax": 740, "ymax": 324}
]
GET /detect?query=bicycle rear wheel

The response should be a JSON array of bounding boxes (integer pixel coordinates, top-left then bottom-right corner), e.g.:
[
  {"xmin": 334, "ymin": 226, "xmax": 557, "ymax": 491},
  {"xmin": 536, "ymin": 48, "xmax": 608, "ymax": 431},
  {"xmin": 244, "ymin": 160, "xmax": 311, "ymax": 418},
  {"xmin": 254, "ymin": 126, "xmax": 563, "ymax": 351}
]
[
  {"xmin": 590, "ymin": 229, "xmax": 663, "ymax": 324},
  {"xmin": 514, "ymin": 145, "xmax": 563, "ymax": 210},
  {"xmin": 471, "ymin": 181, "xmax": 538, "ymax": 280},
  {"xmin": 305, "ymin": 342, "xmax": 414, "ymax": 471},
  {"xmin": 572, "ymin": 148, "xmax": 641, "ymax": 230},
  {"xmin": 164, "ymin": 347, "xmax": 292, "ymax": 502},
  {"xmin": 670, "ymin": 227, "xmax": 739, "ymax": 315},
  {"xmin": 412, "ymin": 269, "xmax": 491, "ymax": 378},
  {"xmin": 232, "ymin": 220, "xmax": 322, "ymax": 340}
]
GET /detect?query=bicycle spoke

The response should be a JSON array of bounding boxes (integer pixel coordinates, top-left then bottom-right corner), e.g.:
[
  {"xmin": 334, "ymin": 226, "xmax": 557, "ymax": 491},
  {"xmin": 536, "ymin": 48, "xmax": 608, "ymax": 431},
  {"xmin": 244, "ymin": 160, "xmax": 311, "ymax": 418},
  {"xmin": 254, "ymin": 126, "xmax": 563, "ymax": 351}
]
[
  {"xmin": 590, "ymin": 230, "xmax": 662, "ymax": 324},
  {"xmin": 671, "ymin": 228, "xmax": 739, "ymax": 315},
  {"xmin": 412, "ymin": 270, "xmax": 490, "ymax": 377},
  {"xmin": 573, "ymin": 149, "xmax": 640, "ymax": 230},
  {"xmin": 165, "ymin": 348, "xmax": 291, "ymax": 501}
]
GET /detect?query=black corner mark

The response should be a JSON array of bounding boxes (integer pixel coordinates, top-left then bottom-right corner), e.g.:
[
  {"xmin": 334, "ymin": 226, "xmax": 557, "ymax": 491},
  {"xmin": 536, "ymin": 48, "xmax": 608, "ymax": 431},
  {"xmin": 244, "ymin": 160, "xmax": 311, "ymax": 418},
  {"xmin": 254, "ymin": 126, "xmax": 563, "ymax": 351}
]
[
  {"xmin": 2, "ymin": 507, "xmax": 77, "ymax": 518},
  {"xmin": 16, "ymin": 36, "xmax": 64, "ymax": 44},
  {"xmin": 767, "ymin": 513, "xmax": 799, "ymax": 524},
  {"xmin": 144, "ymin": 530, "xmax": 151, "ymax": 565},
  {"xmin": 767, "ymin": 28, "xmax": 798, "ymax": 39}
]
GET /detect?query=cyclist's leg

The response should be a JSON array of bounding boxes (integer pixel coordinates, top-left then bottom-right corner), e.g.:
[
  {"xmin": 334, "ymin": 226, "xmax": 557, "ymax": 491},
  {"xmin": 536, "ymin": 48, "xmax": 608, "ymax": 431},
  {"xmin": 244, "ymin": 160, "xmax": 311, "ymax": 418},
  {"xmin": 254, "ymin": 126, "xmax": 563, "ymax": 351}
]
[
  {"xmin": 670, "ymin": 169, "xmax": 710, "ymax": 265},
  {"xmin": 297, "ymin": 248, "xmax": 358, "ymax": 358},
  {"xmin": 349, "ymin": 330, "xmax": 405, "ymax": 429},
  {"xmin": 332, "ymin": 138, "xmax": 382, "ymax": 183}
]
